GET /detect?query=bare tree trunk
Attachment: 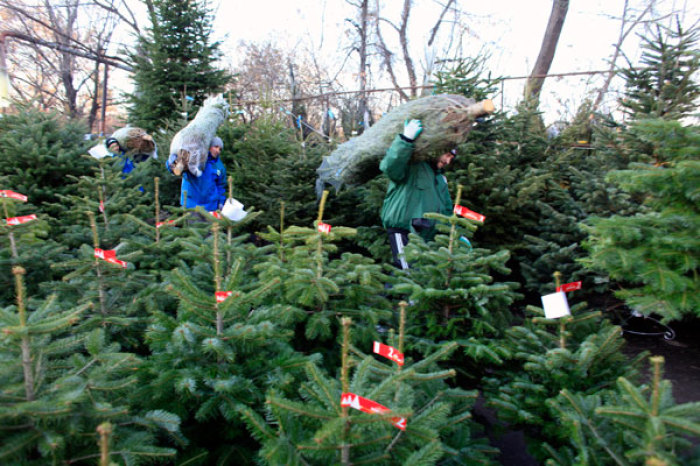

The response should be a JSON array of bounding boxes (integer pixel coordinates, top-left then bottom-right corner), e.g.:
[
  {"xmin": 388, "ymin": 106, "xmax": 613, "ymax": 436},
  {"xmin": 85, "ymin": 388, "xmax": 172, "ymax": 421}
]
[
  {"xmin": 399, "ymin": 0, "xmax": 417, "ymax": 98},
  {"xmin": 359, "ymin": 0, "xmax": 370, "ymax": 131},
  {"xmin": 88, "ymin": 58, "xmax": 101, "ymax": 132},
  {"xmin": 592, "ymin": 0, "xmax": 655, "ymax": 112},
  {"xmin": 523, "ymin": 0, "xmax": 569, "ymax": 105},
  {"xmin": 44, "ymin": 0, "xmax": 81, "ymax": 118}
]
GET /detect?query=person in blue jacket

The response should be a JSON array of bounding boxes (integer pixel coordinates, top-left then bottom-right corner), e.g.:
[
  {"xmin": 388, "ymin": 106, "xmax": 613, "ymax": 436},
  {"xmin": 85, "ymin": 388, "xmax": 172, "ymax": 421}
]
[{"xmin": 166, "ymin": 136, "xmax": 227, "ymax": 211}]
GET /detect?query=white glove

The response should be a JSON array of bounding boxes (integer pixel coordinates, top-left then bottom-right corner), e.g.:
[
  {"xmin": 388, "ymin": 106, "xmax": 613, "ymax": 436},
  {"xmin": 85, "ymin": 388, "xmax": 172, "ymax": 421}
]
[{"xmin": 402, "ymin": 119, "xmax": 423, "ymax": 140}]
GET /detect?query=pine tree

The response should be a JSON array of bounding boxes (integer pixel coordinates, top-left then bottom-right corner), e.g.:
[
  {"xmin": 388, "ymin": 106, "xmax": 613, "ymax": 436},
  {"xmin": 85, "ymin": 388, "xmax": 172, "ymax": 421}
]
[
  {"xmin": 547, "ymin": 356, "xmax": 700, "ymax": 465},
  {"xmin": 255, "ymin": 192, "xmax": 392, "ymax": 360},
  {"xmin": 482, "ymin": 296, "xmax": 645, "ymax": 462},
  {"xmin": 0, "ymin": 107, "xmax": 94, "ymax": 301},
  {"xmin": 238, "ymin": 315, "xmax": 496, "ymax": 465},
  {"xmin": 389, "ymin": 186, "xmax": 518, "ymax": 346},
  {"xmin": 582, "ymin": 119, "xmax": 699, "ymax": 322},
  {"xmin": 139, "ymin": 221, "xmax": 311, "ymax": 463},
  {"xmin": 0, "ymin": 265, "xmax": 180, "ymax": 464},
  {"xmin": 127, "ymin": 0, "xmax": 230, "ymax": 132},
  {"xmin": 0, "ymin": 105, "xmax": 93, "ymax": 221},
  {"xmin": 619, "ymin": 21, "xmax": 700, "ymax": 121}
]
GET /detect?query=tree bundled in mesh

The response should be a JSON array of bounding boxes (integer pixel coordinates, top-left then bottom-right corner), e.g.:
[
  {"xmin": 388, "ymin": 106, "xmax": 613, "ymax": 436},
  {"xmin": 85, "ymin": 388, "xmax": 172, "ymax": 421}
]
[
  {"xmin": 169, "ymin": 94, "xmax": 230, "ymax": 177},
  {"xmin": 317, "ymin": 95, "xmax": 494, "ymax": 191},
  {"xmin": 109, "ymin": 126, "xmax": 158, "ymax": 160}
]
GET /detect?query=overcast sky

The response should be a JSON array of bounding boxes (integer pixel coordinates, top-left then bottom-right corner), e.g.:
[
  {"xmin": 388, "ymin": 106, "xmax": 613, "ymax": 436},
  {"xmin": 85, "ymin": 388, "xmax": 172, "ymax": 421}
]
[
  {"xmin": 205, "ymin": 0, "xmax": 697, "ymax": 123},
  {"xmin": 103, "ymin": 0, "xmax": 696, "ymax": 125}
]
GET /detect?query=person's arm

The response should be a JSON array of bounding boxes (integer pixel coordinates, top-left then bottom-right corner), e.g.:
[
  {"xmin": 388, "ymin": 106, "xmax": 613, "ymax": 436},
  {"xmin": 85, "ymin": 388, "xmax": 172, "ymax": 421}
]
[{"xmin": 379, "ymin": 119, "xmax": 422, "ymax": 183}]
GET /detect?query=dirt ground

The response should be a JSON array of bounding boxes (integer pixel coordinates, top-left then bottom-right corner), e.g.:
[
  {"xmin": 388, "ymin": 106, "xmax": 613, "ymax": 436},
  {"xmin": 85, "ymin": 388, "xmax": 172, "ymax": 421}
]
[{"xmin": 475, "ymin": 318, "xmax": 700, "ymax": 465}]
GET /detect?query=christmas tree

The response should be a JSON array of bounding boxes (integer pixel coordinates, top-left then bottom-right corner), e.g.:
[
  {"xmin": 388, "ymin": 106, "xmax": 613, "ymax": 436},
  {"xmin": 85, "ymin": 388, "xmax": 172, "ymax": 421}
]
[
  {"xmin": 238, "ymin": 316, "xmax": 496, "ymax": 465},
  {"xmin": 127, "ymin": 0, "xmax": 230, "ymax": 131},
  {"xmin": 547, "ymin": 356, "xmax": 700, "ymax": 464},
  {"xmin": 582, "ymin": 119, "xmax": 699, "ymax": 322},
  {"xmin": 140, "ymin": 221, "xmax": 311, "ymax": 463},
  {"xmin": 0, "ymin": 265, "xmax": 180, "ymax": 464}
]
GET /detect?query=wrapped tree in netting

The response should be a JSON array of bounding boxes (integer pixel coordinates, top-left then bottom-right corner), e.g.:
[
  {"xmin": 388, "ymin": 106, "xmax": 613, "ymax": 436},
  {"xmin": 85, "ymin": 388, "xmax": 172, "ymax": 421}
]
[
  {"xmin": 169, "ymin": 94, "xmax": 229, "ymax": 177},
  {"xmin": 317, "ymin": 94, "xmax": 494, "ymax": 192},
  {"xmin": 110, "ymin": 126, "xmax": 158, "ymax": 160}
]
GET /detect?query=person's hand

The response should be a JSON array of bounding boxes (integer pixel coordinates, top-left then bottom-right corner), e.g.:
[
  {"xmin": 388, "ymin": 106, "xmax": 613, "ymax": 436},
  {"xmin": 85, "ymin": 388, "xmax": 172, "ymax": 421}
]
[{"xmin": 402, "ymin": 119, "xmax": 423, "ymax": 140}]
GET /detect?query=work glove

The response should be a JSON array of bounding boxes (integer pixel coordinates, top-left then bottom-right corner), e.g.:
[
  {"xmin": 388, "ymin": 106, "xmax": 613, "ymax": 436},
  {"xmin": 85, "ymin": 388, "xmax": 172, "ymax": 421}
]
[{"xmin": 402, "ymin": 119, "xmax": 423, "ymax": 141}]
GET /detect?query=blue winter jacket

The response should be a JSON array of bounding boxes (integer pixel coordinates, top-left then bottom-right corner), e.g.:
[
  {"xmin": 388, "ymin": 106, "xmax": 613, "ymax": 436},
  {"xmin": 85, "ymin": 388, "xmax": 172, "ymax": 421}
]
[{"xmin": 166, "ymin": 153, "xmax": 227, "ymax": 211}]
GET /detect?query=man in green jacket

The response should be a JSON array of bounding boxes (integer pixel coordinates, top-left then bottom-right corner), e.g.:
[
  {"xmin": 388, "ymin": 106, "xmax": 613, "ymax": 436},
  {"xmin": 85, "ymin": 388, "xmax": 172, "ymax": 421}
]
[{"xmin": 380, "ymin": 119, "xmax": 456, "ymax": 269}]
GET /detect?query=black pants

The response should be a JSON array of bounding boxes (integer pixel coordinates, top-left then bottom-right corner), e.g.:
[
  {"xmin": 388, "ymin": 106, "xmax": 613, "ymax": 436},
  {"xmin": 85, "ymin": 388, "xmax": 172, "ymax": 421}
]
[{"xmin": 387, "ymin": 228, "xmax": 410, "ymax": 270}]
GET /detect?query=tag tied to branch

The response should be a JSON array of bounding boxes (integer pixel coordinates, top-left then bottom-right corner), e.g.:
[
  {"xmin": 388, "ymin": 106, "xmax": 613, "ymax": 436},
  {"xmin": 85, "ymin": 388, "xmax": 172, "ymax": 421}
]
[
  {"xmin": 94, "ymin": 248, "xmax": 128, "ymax": 268},
  {"xmin": 0, "ymin": 190, "xmax": 28, "ymax": 202},
  {"xmin": 556, "ymin": 281, "xmax": 582, "ymax": 293},
  {"xmin": 215, "ymin": 291, "xmax": 234, "ymax": 303},
  {"xmin": 156, "ymin": 220, "xmax": 175, "ymax": 228},
  {"xmin": 5, "ymin": 214, "xmax": 37, "ymax": 226},
  {"xmin": 340, "ymin": 393, "xmax": 406, "ymax": 430},
  {"xmin": 541, "ymin": 291, "xmax": 571, "ymax": 319},
  {"xmin": 373, "ymin": 341, "xmax": 404, "ymax": 365},
  {"xmin": 454, "ymin": 205, "xmax": 485, "ymax": 222},
  {"xmin": 317, "ymin": 222, "xmax": 331, "ymax": 234}
]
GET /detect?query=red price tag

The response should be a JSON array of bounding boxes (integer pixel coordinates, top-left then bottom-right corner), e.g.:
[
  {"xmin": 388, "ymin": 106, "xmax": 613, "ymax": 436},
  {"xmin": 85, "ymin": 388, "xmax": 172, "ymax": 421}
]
[
  {"xmin": 556, "ymin": 281, "xmax": 582, "ymax": 293},
  {"xmin": 209, "ymin": 211, "xmax": 222, "ymax": 219},
  {"xmin": 99, "ymin": 200, "xmax": 104, "ymax": 213},
  {"xmin": 6, "ymin": 214, "xmax": 37, "ymax": 225},
  {"xmin": 94, "ymin": 248, "xmax": 127, "ymax": 268},
  {"xmin": 0, "ymin": 190, "xmax": 28, "ymax": 202},
  {"xmin": 341, "ymin": 393, "xmax": 406, "ymax": 430},
  {"xmin": 317, "ymin": 222, "xmax": 331, "ymax": 234},
  {"xmin": 156, "ymin": 220, "xmax": 175, "ymax": 228},
  {"xmin": 94, "ymin": 248, "xmax": 115, "ymax": 260},
  {"xmin": 215, "ymin": 291, "xmax": 234, "ymax": 303},
  {"xmin": 454, "ymin": 205, "xmax": 485, "ymax": 222},
  {"xmin": 373, "ymin": 341, "xmax": 404, "ymax": 365},
  {"xmin": 105, "ymin": 257, "xmax": 128, "ymax": 268}
]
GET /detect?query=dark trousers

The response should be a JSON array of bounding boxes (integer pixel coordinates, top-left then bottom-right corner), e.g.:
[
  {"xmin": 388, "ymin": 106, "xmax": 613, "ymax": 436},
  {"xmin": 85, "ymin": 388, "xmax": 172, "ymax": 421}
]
[{"xmin": 387, "ymin": 228, "xmax": 410, "ymax": 270}]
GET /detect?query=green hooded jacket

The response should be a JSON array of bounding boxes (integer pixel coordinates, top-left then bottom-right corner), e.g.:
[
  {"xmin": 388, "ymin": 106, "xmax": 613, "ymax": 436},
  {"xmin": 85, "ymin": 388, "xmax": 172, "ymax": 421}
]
[{"xmin": 379, "ymin": 135, "xmax": 453, "ymax": 241}]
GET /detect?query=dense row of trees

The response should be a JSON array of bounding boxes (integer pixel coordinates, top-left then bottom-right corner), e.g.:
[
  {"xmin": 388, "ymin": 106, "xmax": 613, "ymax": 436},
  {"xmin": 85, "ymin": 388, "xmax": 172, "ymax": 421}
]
[{"xmin": 0, "ymin": 0, "xmax": 698, "ymax": 464}]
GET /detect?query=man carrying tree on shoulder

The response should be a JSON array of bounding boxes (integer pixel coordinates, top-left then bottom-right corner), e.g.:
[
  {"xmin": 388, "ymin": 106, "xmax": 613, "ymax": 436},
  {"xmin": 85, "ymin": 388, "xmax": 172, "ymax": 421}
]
[
  {"xmin": 166, "ymin": 136, "xmax": 227, "ymax": 211},
  {"xmin": 380, "ymin": 119, "xmax": 456, "ymax": 270}
]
